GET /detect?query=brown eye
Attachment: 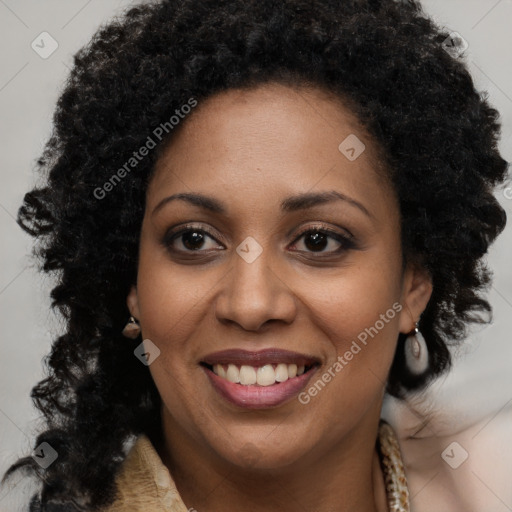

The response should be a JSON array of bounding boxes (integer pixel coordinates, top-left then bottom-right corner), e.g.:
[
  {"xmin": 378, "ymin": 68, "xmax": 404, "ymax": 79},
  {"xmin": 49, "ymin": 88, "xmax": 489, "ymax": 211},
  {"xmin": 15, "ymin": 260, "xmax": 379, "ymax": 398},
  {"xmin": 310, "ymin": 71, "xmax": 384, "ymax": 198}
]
[
  {"xmin": 180, "ymin": 230, "xmax": 208, "ymax": 250},
  {"xmin": 302, "ymin": 231, "xmax": 331, "ymax": 252},
  {"xmin": 289, "ymin": 226, "xmax": 356, "ymax": 255},
  {"xmin": 163, "ymin": 225, "xmax": 224, "ymax": 254}
]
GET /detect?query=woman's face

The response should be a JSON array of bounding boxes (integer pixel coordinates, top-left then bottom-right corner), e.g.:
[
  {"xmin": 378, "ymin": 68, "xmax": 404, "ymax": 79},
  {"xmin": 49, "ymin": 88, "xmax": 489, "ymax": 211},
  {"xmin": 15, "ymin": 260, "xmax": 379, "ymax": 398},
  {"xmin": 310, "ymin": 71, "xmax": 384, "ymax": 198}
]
[{"xmin": 127, "ymin": 82, "xmax": 432, "ymax": 470}]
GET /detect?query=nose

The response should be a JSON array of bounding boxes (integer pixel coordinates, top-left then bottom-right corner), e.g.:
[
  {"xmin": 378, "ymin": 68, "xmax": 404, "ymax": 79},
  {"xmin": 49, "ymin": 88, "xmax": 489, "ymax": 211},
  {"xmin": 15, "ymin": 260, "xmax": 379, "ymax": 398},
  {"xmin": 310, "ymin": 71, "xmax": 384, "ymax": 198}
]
[{"xmin": 214, "ymin": 246, "xmax": 297, "ymax": 332}]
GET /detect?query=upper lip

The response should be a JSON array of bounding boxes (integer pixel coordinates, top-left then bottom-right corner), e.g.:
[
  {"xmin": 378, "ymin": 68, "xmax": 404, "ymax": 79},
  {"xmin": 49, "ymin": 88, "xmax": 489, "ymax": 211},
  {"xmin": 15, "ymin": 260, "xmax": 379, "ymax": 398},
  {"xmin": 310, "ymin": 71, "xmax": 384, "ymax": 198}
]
[{"xmin": 201, "ymin": 348, "xmax": 321, "ymax": 367}]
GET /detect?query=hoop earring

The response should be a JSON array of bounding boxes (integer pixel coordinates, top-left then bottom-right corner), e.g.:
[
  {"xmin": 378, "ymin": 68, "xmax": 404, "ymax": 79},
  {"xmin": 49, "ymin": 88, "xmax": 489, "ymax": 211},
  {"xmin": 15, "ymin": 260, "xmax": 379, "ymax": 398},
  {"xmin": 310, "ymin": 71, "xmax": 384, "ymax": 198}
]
[
  {"xmin": 122, "ymin": 316, "xmax": 141, "ymax": 339},
  {"xmin": 404, "ymin": 322, "xmax": 428, "ymax": 375}
]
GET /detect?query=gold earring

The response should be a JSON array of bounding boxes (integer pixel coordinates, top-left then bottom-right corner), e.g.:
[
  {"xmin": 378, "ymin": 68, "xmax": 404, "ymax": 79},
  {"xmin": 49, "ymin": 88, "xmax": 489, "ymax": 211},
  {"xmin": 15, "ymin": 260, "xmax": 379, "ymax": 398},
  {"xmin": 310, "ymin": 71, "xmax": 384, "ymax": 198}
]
[{"xmin": 122, "ymin": 316, "xmax": 141, "ymax": 339}]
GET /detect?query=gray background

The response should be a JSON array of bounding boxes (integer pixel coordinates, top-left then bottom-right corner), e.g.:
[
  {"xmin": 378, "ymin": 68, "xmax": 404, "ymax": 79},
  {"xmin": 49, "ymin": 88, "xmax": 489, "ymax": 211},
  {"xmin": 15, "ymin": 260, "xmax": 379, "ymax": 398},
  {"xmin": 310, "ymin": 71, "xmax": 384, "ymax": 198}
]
[{"xmin": 1, "ymin": 1, "xmax": 511, "ymax": 510}]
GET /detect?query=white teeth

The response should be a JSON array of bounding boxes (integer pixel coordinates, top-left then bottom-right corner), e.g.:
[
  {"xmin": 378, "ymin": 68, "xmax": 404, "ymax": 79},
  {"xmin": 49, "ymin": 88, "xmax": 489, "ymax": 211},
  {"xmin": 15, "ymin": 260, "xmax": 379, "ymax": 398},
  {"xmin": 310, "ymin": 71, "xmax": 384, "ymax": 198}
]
[
  {"xmin": 215, "ymin": 364, "xmax": 227, "ymax": 379},
  {"xmin": 239, "ymin": 365, "xmax": 257, "ymax": 385},
  {"xmin": 275, "ymin": 363, "xmax": 289, "ymax": 382},
  {"xmin": 211, "ymin": 363, "xmax": 310, "ymax": 386},
  {"xmin": 226, "ymin": 364, "xmax": 240, "ymax": 383},
  {"xmin": 256, "ymin": 365, "xmax": 276, "ymax": 386}
]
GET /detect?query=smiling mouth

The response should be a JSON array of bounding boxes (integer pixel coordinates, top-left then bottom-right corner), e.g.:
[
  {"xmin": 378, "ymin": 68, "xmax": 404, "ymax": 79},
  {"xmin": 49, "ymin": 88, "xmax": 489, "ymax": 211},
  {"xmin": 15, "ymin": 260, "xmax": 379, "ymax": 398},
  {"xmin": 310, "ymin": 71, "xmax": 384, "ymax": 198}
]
[{"xmin": 200, "ymin": 362, "xmax": 318, "ymax": 386}]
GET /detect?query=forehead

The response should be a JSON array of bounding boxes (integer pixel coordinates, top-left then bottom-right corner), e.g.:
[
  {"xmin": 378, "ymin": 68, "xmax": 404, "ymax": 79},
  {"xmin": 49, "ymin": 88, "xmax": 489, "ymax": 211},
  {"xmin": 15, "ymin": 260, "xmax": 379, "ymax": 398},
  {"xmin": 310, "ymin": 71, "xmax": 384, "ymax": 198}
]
[{"xmin": 147, "ymin": 83, "xmax": 394, "ymax": 215}]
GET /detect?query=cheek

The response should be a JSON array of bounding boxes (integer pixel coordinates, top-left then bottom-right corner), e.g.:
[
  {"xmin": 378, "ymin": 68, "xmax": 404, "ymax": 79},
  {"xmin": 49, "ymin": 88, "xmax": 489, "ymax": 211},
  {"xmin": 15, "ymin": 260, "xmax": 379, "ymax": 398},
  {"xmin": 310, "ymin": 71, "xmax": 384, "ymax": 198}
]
[
  {"xmin": 133, "ymin": 250, "xmax": 213, "ymax": 422},
  {"xmin": 294, "ymin": 256, "xmax": 402, "ymax": 339},
  {"xmin": 290, "ymin": 258, "xmax": 402, "ymax": 393},
  {"xmin": 134, "ymin": 246, "xmax": 217, "ymax": 349}
]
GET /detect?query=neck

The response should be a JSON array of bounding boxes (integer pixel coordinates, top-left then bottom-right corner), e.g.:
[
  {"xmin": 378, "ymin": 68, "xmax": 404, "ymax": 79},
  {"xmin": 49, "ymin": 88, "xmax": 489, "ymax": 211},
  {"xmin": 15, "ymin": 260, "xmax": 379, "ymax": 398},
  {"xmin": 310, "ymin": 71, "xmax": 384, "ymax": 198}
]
[{"xmin": 158, "ymin": 407, "xmax": 389, "ymax": 512}]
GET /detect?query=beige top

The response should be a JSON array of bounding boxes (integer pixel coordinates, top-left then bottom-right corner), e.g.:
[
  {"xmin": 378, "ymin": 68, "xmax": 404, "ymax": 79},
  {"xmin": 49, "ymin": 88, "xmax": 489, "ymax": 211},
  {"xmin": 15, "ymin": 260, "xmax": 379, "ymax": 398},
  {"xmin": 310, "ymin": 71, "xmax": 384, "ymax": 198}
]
[{"xmin": 103, "ymin": 420, "xmax": 409, "ymax": 512}]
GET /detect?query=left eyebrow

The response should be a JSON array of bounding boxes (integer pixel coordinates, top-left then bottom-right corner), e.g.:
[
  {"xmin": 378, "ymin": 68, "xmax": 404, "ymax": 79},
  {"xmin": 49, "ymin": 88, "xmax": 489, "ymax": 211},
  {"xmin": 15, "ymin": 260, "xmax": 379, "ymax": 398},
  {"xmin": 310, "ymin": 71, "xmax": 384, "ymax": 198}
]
[
  {"xmin": 280, "ymin": 190, "xmax": 373, "ymax": 219},
  {"xmin": 151, "ymin": 190, "xmax": 373, "ymax": 220},
  {"xmin": 152, "ymin": 193, "xmax": 226, "ymax": 217}
]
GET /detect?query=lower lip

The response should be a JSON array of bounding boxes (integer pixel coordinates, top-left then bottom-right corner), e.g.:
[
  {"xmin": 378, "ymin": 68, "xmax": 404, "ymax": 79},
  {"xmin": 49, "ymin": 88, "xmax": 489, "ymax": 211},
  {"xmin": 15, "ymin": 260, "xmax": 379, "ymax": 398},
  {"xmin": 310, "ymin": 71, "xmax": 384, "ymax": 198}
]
[{"xmin": 202, "ymin": 365, "xmax": 318, "ymax": 409}]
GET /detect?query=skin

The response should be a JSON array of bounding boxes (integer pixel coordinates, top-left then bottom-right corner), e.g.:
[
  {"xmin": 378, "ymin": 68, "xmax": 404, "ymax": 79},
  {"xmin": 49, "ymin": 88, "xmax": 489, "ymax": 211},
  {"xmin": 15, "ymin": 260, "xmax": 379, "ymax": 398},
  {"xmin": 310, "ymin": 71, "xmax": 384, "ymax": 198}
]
[{"xmin": 127, "ymin": 82, "xmax": 433, "ymax": 512}]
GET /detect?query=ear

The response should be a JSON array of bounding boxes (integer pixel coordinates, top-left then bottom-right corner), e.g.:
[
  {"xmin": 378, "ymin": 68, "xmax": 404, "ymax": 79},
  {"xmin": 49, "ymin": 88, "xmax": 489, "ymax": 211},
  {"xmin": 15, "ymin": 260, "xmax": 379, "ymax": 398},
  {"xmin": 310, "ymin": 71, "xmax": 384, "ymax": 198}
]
[
  {"xmin": 398, "ymin": 263, "xmax": 433, "ymax": 334},
  {"xmin": 126, "ymin": 285, "xmax": 141, "ymax": 319}
]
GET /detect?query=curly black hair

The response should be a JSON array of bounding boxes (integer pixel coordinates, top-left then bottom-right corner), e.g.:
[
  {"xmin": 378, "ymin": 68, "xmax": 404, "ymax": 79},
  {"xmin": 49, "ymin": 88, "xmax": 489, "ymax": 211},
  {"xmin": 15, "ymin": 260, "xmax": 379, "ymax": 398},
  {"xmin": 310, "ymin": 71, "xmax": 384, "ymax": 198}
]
[{"xmin": 3, "ymin": 0, "xmax": 509, "ymax": 510}]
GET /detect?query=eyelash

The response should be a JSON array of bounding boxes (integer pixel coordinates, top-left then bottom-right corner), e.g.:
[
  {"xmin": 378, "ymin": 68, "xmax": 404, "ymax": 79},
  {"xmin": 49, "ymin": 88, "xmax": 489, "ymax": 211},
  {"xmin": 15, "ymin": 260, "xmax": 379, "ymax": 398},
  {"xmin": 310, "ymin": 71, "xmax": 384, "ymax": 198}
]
[
  {"xmin": 290, "ymin": 225, "xmax": 356, "ymax": 255},
  {"xmin": 162, "ymin": 223, "xmax": 356, "ymax": 258}
]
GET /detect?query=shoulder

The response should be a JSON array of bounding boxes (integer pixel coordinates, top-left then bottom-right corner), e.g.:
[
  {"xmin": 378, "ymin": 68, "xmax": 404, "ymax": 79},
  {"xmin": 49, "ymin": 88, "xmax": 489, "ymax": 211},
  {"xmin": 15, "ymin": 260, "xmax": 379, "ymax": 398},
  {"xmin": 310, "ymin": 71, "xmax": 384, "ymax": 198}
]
[
  {"xmin": 101, "ymin": 434, "xmax": 187, "ymax": 512},
  {"xmin": 27, "ymin": 435, "xmax": 183, "ymax": 512}
]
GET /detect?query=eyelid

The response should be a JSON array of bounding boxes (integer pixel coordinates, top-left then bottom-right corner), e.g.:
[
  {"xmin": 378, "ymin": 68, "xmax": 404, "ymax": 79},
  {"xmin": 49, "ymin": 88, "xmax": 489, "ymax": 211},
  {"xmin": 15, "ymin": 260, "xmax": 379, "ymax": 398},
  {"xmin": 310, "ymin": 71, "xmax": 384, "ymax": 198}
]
[
  {"xmin": 288, "ymin": 223, "xmax": 356, "ymax": 254},
  {"xmin": 291, "ymin": 222, "xmax": 354, "ymax": 242},
  {"xmin": 162, "ymin": 223, "xmax": 224, "ymax": 248},
  {"xmin": 163, "ymin": 221, "xmax": 356, "ymax": 257}
]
